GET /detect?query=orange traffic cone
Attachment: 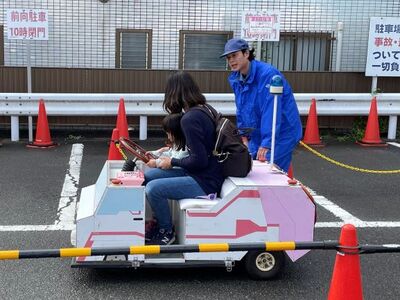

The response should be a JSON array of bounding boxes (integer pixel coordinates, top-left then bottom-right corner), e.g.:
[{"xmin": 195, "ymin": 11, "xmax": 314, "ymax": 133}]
[
  {"xmin": 287, "ymin": 163, "xmax": 297, "ymax": 185},
  {"xmin": 288, "ymin": 164, "xmax": 294, "ymax": 179},
  {"xmin": 27, "ymin": 99, "xmax": 57, "ymax": 148},
  {"xmin": 302, "ymin": 99, "xmax": 324, "ymax": 146},
  {"xmin": 327, "ymin": 224, "xmax": 363, "ymax": 300},
  {"xmin": 356, "ymin": 97, "xmax": 387, "ymax": 147},
  {"xmin": 108, "ymin": 128, "xmax": 123, "ymax": 160},
  {"xmin": 116, "ymin": 98, "xmax": 129, "ymax": 139}
]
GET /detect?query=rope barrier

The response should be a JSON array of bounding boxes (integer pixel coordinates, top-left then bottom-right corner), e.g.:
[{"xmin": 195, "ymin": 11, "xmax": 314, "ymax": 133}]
[
  {"xmin": 300, "ymin": 141, "xmax": 400, "ymax": 174},
  {"xmin": 1, "ymin": 240, "xmax": 400, "ymax": 260}
]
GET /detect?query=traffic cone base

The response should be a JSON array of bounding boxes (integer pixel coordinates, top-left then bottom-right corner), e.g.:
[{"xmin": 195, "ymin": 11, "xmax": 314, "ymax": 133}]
[
  {"xmin": 356, "ymin": 140, "xmax": 388, "ymax": 147},
  {"xmin": 26, "ymin": 141, "xmax": 57, "ymax": 149},
  {"xmin": 27, "ymin": 99, "xmax": 57, "ymax": 149}
]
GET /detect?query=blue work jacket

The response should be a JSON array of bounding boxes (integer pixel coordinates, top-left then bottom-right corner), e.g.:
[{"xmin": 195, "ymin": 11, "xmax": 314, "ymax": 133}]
[{"xmin": 228, "ymin": 60, "xmax": 302, "ymax": 163}]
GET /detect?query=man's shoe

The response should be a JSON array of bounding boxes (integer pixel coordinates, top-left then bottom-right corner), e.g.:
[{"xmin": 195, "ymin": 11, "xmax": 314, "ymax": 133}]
[{"xmin": 147, "ymin": 228, "xmax": 175, "ymax": 245}]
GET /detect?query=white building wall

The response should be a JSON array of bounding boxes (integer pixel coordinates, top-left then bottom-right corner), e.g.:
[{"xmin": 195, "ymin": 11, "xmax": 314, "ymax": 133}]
[{"xmin": 1, "ymin": 0, "xmax": 399, "ymax": 71}]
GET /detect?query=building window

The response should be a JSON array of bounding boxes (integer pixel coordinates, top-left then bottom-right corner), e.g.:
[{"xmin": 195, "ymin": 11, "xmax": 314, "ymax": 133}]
[
  {"xmin": 179, "ymin": 31, "xmax": 233, "ymax": 70},
  {"xmin": 261, "ymin": 32, "xmax": 333, "ymax": 71},
  {"xmin": 116, "ymin": 29, "xmax": 152, "ymax": 69}
]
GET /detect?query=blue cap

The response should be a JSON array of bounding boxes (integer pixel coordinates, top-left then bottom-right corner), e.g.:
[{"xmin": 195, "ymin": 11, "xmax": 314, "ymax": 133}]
[{"xmin": 220, "ymin": 38, "xmax": 249, "ymax": 58}]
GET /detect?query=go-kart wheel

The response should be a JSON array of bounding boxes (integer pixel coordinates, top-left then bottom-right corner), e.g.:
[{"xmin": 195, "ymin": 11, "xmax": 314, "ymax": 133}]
[
  {"xmin": 244, "ymin": 250, "xmax": 285, "ymax": 280},
  {"xmin": 118, "ymin": 137, "xmax": 156, "ymax": 163}
]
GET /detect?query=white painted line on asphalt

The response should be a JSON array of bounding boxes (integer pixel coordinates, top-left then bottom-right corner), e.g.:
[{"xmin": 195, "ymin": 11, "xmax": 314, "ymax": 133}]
[
  {"xmin": 316, "ymin": 222, "xmax": 400, "ymax": 228},
  {"xmin": 307, "ymin": 186, "xmax": 400, "ymax": 228},
  {"xmin": 54, "ymin": 143, "xmax": 84, "ymax": 226},
  {"xmin": 313, "ymin": 196, "xmax": 362, "ymax": 223},
  {"xmin": 305, "ymin": 187, "xmax": 362, "ymax": 223},
  {"xmin": 388, "ymin": 142, "xmax": 400, "ymax": 148},
  {"xmin": 0, "ymin": 224, "xmax": 74, "ymax": 232}
]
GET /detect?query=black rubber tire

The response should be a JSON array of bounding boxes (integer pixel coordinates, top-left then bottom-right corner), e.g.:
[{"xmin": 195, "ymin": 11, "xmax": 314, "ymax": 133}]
[{"xmin": 244, "ymin": 250, "xmax": 285, "ymax": 280}]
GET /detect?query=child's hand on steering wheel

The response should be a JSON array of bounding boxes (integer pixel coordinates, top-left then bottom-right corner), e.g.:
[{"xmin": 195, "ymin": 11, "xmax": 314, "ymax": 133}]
[
  {"xmin": 157, "ymin": 157, "xmax": 172, "ymax": 169},
  {"xmin": 145, "ymin": 151, "xmax": 156, "ymax": 160},
  {"xmin": 146, "ymin": 159, "xmax": 157, "ymax": 168},
  {"xmin": 154, "ymin": 146, "xmax": 170, "ymax": 154}
]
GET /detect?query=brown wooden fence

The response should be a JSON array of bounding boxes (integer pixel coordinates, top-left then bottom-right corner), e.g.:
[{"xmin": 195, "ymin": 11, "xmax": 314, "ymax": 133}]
[{"xmin": 2, "ymin": 66, "xmax": 399, "ymax": 93}]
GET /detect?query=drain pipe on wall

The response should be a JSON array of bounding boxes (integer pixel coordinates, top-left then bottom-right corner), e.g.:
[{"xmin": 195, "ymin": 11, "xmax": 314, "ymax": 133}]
[{"xmin": 335, "ymin": 22, "xmax": 344, "ymax": 72}]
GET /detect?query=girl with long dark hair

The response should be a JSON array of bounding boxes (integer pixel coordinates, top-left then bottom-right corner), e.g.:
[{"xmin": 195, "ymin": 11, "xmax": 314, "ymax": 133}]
[{"xmin": 144, "ymin": 71, "xmax": 224, "ymax": 245}]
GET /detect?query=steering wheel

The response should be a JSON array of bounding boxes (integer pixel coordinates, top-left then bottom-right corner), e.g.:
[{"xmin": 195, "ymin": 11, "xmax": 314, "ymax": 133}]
[{"xmin": 118, "ymin": 137, "xmax": 157, "ymax": 163}]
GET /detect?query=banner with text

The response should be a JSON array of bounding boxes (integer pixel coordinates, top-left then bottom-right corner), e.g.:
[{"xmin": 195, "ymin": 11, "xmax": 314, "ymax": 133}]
[
  {"xmin": 6, "ymin": 9, "xmax": 49, "ymax": 40},
  {"xmin": 241, "ymin": 10, "xmax": 280, "ymax": 41},
  {"xmin": 366, "ymin": 17, "xmax": 400, "ymax": 77}
]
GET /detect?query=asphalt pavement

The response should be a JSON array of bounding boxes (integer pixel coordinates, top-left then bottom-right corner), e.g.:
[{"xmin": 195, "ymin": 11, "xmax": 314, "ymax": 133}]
[{"xmin": 0, "ymin": 133, "xmax": 400, "ymax": 300}]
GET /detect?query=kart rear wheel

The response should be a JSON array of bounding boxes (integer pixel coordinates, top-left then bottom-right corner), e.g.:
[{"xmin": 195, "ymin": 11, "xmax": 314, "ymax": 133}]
[{"xmin": 244, "ymin": 250, "xmax": 285, "ymax": 280}]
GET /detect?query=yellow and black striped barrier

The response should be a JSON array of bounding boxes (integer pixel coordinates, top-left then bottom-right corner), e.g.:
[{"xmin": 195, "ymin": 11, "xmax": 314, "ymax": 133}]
[
  {"xmin": 1, "ymin": 241, "xmax": 399, "ymax": 260},
  {"xmin": 0, "ymin": 241, "xmax": 339, "ymax": 260}
]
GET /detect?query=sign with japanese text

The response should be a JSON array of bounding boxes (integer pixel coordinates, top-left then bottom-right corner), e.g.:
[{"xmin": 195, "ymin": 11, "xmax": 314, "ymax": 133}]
[
  {"xmin": 6, "ymin": 9, "xmax": 49, "ymax": 40},
  {"xmin": 366, "ymin": 17, "xmax": 400, "ymax": 77},
  {"xmin": 241, "ymin": 10, "xmax": 280, "ymax": 41}
]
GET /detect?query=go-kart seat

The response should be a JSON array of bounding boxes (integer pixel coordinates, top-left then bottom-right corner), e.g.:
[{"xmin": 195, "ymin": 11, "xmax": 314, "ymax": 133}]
[
  {"xmin": 177, "ymin": 178, "xmax": 234, "ymax": 210},
  {"xmin": 178, "ymin": 198, "xmax": 220, "ymax": 210}
]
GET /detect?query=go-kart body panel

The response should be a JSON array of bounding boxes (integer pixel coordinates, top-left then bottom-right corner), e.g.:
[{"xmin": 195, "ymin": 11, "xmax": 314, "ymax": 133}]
[{"xmin": 74, "ymin": 160, "xmax": 315, "ymax": 266}]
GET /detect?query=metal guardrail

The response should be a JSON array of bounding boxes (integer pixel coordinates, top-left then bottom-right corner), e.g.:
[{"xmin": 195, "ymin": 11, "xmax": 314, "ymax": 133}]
[{"xmin": 0, "ymin": 93, "xmax": 399, "ymax": 141}]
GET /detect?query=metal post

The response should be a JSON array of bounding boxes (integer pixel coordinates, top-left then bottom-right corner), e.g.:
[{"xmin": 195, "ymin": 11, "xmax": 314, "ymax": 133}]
[
  {"xmin": 28, "ymin": 116, "xmax": 33, "ymax": 142},
  {"xmin": 371, "ymin": 76, "xmax": 378, "ymax": 94},
  {"xmin": 335, "ymin": 22, "xmax": 344, "ymax": 71},
  {"xmin": 139, "ymin": 115, "xmax": 147, "ymax": 140},
  {"xmin": 27, "ymin": 40, "xmax": 32, "ymax": 93},
  {"xmin": 388, "ymin": 116, "xmax": 398, "ymax": 140},
  {"xmin": 27, "ymin": 39, "xmax": 33, "ymax": 142},
  {"xmin": 256, "ymin": 41, "xmax": 262, "ymax": 60},
  {"xmin": 269, "ymin": 75, "xmax": 283, "ymax": 170},
  {"xmin": 11, "ymin": 116, "xmax": 20, "ymax": 142},
  {"xmin": 270, "ymin": 94, "xmax": 278, "ymax": 168}
]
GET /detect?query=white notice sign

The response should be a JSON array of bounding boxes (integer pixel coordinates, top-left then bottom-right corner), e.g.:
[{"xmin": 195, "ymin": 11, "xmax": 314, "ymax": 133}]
[
  {"xmin": 241, "ymin": 10, "xmax": 280, "ymax": 41},
  {"xmin": 365, "ymin": 17, "xmax": 400, "ymax": 77},
  {"xmin": 6, "ymin": 9, "xmax": 49, "ymax": 40}
]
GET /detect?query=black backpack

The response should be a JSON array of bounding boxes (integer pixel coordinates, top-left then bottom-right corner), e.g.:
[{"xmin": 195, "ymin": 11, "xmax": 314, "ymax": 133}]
[{"xmin": 194, "ymin": 104, "xmax": 252, "ymax": 178}]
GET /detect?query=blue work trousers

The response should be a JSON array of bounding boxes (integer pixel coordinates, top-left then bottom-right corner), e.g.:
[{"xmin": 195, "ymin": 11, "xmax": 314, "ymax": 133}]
[{"xmin": 266, "ymin": 151, "xmax": 292, "ymax": 173}]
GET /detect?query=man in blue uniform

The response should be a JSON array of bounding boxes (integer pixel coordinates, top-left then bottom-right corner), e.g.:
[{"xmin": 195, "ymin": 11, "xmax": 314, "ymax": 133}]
[{"xmin": 221, "ymin": 38, "xmax": 302, "ymax": 172}]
